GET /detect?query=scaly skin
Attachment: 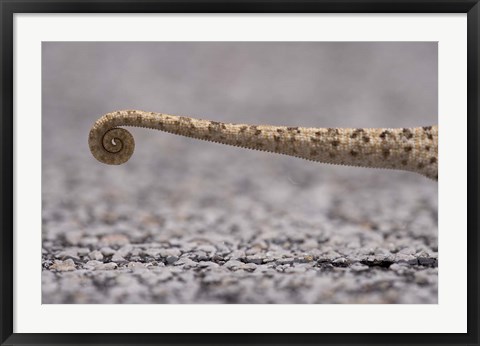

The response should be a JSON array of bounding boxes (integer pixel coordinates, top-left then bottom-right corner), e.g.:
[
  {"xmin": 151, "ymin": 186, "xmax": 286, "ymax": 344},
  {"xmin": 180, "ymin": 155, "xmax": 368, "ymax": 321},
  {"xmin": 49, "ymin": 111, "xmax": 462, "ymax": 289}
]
[{"xmin": 89, "ymin": 110, "xmax": 438, "ymax": 180}]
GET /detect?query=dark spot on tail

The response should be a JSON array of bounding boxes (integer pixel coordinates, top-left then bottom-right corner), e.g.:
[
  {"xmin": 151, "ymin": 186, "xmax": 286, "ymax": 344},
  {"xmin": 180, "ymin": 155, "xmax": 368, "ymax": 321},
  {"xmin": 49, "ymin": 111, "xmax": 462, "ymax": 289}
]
[
  {"xmin": 379, "ymin": 130, "xmax": 390, "ymax": 139},
  {"xmin": 350, "ymin": 129, "xmax": 364, "ymax": 139},
  {"xmin": 287, "ymin": 127, "xmax": 301, "ymax": 133},
  {"xmin": 208, "ymin": 121, "xmax": 227, "ymax": 132},
  {"xmin": 402, "ymin": 128, "xmax": 414, "ymax": 139}
]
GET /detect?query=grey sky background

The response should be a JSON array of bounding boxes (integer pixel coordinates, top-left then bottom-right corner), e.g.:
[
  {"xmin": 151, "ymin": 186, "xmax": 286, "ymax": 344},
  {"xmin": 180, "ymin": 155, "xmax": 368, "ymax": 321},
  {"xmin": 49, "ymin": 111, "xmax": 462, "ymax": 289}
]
[{"xmin": 42, "ymin": 42, "xmax": 437, "ymax": 155}]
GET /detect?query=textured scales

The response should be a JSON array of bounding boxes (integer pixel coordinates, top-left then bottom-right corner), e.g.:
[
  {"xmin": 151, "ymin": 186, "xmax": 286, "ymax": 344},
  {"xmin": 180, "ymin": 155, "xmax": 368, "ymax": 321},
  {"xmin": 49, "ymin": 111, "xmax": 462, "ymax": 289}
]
[{"xmin": 89, "ymin": 110, "xmax": 438, "ymax": 180}]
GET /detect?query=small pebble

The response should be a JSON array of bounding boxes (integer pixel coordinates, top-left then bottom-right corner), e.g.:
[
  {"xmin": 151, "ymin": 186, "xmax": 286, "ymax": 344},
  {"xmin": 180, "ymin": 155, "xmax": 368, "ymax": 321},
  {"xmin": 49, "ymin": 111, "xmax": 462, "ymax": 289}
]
[
  {"xmin": 241, "ymin": 263, "xmax": 257, "ymax": 272},
  {"xmin": 49, "ymin": 259, "xmax": 75, "ymax": 272},
  {"xmin": 245, "ymin": 255, "xmax": 264, "ymax": 265},
  {"xmin": 166, "ymin": 255, "xmax": 179, "ymax": 264},
  {"xmin": 196, "ymin": 244, "xmax": 216, "ymax": 254},
  {"xmin": 351, "ymin": 263, "xmax": 369, "ymax": 272},
  {"xmin": 111, "ymin": 254, "xmax": 127, "ymax": 263},
  {"xmin": 55, "ymin": 249, "xmax": 80, "ymax": 261},
  {"xmin": 77, "ymin": 248, "xmax": 90, "ymax": 256},
  {"xmin": 224, "ymin": 260, "xmax": 243, "ymax": 271},
  {"xmin": 95, "ymin": 262, "xmax": 117, "ymax": 270},
  {"xmin": 88, "ymin": 250, "xmax": 104, "ymax": 261},
  {"xmin": 194, "ymin": 251, "xmax": 209, "ymax": 261},
  {"xmin": 83, "ymin": 260, "xmax": 103, "ymax": 270},
  {"xmin": 198, "ymin": 261, "xmax": 220, "ymax": 269},
  {"xmin": 100, "ymin": 234, "xmax": 130, "ymax": 247},
  {"xmin": 174, "ymin": 258, "xmax": 197, "ymax": 269},
  {"xmin": 100, "ymin": 247, "xmax": 116, "ymax": 256},
  {"xmin": 159, "ymin": 248, "xmax": 181, "ymax": 258},
  {"xmin": 128, "ymin": 262, "xmax": 147, "ymax": 270},
  {"xmin": 277, "ymin": 258, "xmax": 294, "ymax": 265},
  {"xmin": 395, "ymin": 253, "xmax": 418, "ymax": 265},
  {"xmin": 116, "ymin": 245, "xmax": 133, "ymax": 258},
  {"xmin": 418, "ymin": 257, "xmax": 436, "ymax": 266}
]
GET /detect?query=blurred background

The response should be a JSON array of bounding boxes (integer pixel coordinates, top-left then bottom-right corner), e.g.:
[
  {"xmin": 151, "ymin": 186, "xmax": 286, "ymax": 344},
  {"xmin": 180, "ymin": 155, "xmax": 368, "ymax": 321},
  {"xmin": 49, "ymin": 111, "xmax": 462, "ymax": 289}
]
[{"xmin": 42, "ymin": 42, "xmax": 438, "ymax": 304}]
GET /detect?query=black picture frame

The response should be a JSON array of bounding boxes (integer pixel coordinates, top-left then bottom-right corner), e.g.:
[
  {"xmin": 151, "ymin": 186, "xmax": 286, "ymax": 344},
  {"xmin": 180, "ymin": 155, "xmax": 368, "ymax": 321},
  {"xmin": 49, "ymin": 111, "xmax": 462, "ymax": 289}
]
[{"xmin": 1, "ymin": 1, "xmax": 479, "ymax": 345}]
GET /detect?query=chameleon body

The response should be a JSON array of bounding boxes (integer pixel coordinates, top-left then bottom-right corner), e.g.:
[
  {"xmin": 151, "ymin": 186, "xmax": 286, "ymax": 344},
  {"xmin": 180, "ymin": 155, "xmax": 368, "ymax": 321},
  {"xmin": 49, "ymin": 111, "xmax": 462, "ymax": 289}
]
[{"xmin": 89, "ymin": 110, "xmax": 438, "ymax": 180}]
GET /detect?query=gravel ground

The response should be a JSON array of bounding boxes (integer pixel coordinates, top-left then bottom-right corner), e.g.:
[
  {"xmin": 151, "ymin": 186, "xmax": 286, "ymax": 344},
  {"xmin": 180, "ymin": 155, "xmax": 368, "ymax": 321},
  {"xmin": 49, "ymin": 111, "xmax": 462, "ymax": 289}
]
[{"xmin": 42, "ymin": 42, "xmax": 438, "ymax": 304}]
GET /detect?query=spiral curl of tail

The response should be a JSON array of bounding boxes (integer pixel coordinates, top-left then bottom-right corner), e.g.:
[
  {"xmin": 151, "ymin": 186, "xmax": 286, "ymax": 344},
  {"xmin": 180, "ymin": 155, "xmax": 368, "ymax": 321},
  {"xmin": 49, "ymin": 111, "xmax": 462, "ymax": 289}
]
[{"xmin": 88, "ymin": 120, "xmax": 135, "ymax": 165}]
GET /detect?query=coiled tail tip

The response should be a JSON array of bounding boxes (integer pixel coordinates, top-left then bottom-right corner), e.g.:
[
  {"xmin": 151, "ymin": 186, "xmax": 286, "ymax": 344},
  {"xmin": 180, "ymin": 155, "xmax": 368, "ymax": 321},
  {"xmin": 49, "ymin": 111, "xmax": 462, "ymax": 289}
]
[{"xmin": 88, "ymin": 126, "xmax": 135, "ymax": 165}]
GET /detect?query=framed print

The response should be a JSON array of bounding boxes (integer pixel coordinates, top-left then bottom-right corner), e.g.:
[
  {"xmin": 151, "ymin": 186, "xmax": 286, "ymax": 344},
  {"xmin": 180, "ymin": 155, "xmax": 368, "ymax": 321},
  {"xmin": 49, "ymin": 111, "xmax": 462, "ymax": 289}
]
[{"xmin": 1, "ymin": 0, "xmax": 479, "ymax": 345}]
